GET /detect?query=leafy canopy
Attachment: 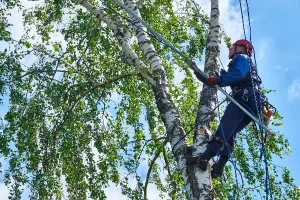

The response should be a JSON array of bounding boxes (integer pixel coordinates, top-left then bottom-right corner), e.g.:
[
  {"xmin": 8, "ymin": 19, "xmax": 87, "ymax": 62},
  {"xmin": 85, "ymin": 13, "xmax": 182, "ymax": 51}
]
[{"xmin": 0, "ymin": 0, "xmax": 299, "ymax": 199}]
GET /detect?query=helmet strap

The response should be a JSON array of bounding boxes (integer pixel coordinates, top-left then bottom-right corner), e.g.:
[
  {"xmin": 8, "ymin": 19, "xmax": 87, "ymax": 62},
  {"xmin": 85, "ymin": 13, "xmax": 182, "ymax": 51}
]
[{"xmin": 229, "ymin": 45, "xmax": 237, "ymax": 59}]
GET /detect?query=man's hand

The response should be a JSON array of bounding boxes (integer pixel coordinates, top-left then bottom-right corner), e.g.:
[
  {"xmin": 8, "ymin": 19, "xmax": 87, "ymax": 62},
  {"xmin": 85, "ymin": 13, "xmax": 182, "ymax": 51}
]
[{"xmin": 206, "ymin": 76, "xmax": 218, "ymax": 86}]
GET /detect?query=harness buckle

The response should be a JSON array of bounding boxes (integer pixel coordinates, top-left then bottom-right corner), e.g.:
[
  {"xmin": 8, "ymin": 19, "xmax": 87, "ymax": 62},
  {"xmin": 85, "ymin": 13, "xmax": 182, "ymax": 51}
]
[{"xmin": 242, "ymin": 88, "xmax": 248, "ymax": 101}]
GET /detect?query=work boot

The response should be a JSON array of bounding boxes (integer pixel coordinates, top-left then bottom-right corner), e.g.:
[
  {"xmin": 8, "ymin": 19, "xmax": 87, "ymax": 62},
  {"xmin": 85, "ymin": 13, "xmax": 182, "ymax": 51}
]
[
  {"xmin": 185, "ymin": 150, "xmax": 215, "ymax": 171},
  {"xmin": 211, "ymin": 156, "xmax": 228, "ymax": 179}
]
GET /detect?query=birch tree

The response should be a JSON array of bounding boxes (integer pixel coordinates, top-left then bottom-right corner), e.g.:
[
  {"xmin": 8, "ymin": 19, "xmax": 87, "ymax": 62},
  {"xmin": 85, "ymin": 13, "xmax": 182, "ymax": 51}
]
[{"xmin": 0, "ymin": 0, "xmax": 299, "ymax": 199}]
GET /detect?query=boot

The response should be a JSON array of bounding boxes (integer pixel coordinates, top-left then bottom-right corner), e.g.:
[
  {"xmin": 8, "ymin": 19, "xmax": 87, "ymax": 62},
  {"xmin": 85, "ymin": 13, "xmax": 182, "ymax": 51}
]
[
  {"xmin": 185, "ymin": 150, "xmax": 215, "ymax": 171},
  {"xmin": 211, "ymin": 156, "xmax": 228, "ymax": 179}
]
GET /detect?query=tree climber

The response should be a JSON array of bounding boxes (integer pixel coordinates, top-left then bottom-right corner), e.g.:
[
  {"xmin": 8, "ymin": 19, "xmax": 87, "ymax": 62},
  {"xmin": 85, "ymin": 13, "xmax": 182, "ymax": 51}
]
[{"xmin": 186, "ymin": 39, "xmax": 262, "ymax": 179}]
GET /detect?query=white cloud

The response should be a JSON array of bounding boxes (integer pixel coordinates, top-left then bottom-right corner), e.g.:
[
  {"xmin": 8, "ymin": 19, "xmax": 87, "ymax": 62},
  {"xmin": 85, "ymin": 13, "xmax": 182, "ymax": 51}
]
[
  {"xmin": 255, "ymin": 38, "xmax": 276, "ymax": 64},
  {"xmin": 288, "ymin": 78, "xmax": 300, "ymax": 100},
  {"xmin": 4, "ymin": 0, "xmax": 42, "ymax": 42}
]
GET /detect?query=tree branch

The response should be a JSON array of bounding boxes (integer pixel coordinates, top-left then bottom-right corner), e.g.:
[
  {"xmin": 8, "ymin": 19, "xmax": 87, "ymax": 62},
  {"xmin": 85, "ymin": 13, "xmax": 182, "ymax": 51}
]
[
  {"xmin": 144, "ymin": 137, "xmax": 168, "ymax": 200},
  {"xmin": 137, "ymin": 137, "xmax": 167, "ymax": 163},
  {"xmin": 78, "ymin": 0, "xmax": 155, "ymax": 85},
  {"xmin": 52, "ymin": 71, "xmax": 138, "ymax": 137},
  {"xmin": 20, "ymin": 69, "xmax": 77, "ymax": 79},
  {"xmin": 163, "ymin": 146, "xmax": 176, "ymax": 200}
]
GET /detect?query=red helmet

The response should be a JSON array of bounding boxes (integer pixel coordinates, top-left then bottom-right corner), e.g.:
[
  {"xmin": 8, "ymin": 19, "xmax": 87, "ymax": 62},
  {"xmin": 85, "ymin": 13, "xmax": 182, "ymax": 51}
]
[{"xmin": 233, "ymin": 39, "xmax": 253, "ymax": 57}]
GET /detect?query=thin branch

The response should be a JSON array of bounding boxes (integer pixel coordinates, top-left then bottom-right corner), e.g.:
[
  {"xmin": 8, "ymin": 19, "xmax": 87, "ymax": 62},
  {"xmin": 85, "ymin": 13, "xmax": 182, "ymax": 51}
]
[
  {"xmin": 76, "ymin": 37, "xmax": 90, "ymax": 67},
  {"xmin": 88, "ymin": 71, "xmax": 138, "ymax": 92},
  {"xmin": 20, "ymin": 69, "xmax": 78, "ymax": 79},
  {"xmin": 49, "ymin": 71, "xmax": 139, "ymax": 153},
  {"xmin": 137, "ymin": 137, "xmax": 167, "ymax": 162},
  {"xmin": 163, "ymin": 146, "xmax": 176, "ymax": 200},
  {"xmin": 235, "ymin": 164, "xmax": 245, "ymax": 189},
  {"xmin": 144, "ymin": 137, "xmax": 168, "ymax": 200}
]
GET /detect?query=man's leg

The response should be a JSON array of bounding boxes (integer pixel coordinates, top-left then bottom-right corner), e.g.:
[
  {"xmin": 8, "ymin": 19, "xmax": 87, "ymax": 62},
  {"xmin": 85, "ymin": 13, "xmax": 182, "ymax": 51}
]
[
  {"xmin": 205, "ymin": 101, "xmax": 248, "ymax": 156},
  {"xmin": 210, "ymin": 90, "xmax": 258, "ymax": 177},
  {"xmin": 186, "ymin": 101, "xmax": 246, "ymax": 171},
  {"xmin": 211, "ymin": 116, "xmax": 252, "ymax": 178},
  {"xmin": 218, "ymin": 115, "xmax": 252, "ymax": 158},
  {"xmin": 218, "ymin": 90, "xmax": 260, "ymax": 158}
]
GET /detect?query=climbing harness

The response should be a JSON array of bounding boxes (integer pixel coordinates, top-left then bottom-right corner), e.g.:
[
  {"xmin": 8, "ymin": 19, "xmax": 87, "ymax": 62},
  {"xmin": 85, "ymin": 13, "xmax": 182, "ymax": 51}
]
[{"xmin": 231, "ymin": 85, "xmax": 277, "ymax": 126}]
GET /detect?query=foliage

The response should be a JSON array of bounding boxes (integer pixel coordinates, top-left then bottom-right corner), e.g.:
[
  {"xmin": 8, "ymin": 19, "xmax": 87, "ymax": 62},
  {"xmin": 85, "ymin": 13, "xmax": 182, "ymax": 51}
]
[{"xmin": 0, "ymin": 0, "xmax": 299, "ymax": 199}]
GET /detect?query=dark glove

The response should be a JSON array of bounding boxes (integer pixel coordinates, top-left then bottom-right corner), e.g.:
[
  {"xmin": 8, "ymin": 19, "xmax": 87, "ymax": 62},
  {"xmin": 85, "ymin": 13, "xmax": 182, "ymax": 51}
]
[
  {"xmin": 194, "ymin": 71, "xmax": 203, "ymax": 80},
  {"xmin": 220, "ymin": 69, "xmax": 227, "ymax": 75},
  {"xmin": 206, "ymin": 76, "xmax": 218, "ymax": 86}
]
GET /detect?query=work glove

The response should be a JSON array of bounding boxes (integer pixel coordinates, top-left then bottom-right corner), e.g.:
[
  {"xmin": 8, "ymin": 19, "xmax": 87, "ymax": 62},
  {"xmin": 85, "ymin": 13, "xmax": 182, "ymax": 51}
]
[
  {"xmin": 206, "ymin": 76, "xmax": 218, "ymax": 86},
  {"xmin": 220, "ymin": 68, "xmax": 227, "ymax": 75},
  {"xmin": 194, "ymin": 71, "xmax": 204, "ymax": 81}
]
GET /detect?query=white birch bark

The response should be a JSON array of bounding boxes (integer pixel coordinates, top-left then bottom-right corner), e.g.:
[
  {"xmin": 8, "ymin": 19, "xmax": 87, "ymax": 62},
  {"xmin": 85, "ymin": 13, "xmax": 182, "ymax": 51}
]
[
  {"xmin": 194, "ymin": 0, "xmax": 220, "ymax": 147},
  {"xmin": 121, "ymin": 1, "xmax": 218, "ymax": 199},
  {"xmin": 189, "ymin": 0, "xmax": 221, "ymax": 199},
  {"xmin": 78, "ymin": 0, "xmax": 220, "ymax": 199},
  {"xmin": 78, "ymin": 0, "xmax": 155, "ymax": 85}
]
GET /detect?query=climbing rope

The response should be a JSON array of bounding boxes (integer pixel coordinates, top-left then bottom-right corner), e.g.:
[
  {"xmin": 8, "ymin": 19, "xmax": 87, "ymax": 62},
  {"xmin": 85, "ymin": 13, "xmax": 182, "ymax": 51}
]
[{"xmin": 238, "ymin": 0, "xmax": 273, "ymax": 199}]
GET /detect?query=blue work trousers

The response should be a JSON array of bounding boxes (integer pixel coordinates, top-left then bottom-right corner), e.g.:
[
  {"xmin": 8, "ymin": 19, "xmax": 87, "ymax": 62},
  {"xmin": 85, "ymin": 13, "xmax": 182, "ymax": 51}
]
[{"xmin": 206, "ymin": 87, "xmax": 261, "ymax": 158}]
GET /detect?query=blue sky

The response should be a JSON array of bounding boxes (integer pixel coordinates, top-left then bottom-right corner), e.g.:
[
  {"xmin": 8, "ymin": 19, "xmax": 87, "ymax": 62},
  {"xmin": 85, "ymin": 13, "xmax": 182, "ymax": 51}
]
[
  {"xmin": 244, "ymin": 0, "xmax": 300, "ymax": 185},
  {"xmin": 0, "ymin": 0, "xmax": 300, "ymax": 199}
]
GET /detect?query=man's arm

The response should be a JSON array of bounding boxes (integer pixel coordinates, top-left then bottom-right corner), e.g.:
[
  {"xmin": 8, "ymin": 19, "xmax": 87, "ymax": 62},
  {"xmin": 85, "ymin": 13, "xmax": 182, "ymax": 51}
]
[{"xmin": 217, "ymin": 55, "xmax": 250, "ymax": 87}]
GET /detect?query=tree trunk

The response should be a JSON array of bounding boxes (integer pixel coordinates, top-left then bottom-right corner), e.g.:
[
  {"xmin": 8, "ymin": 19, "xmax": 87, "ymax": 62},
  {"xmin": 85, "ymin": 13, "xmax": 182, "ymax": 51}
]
[
  {"xmin": 190, "ymin": 0, "xmax": 221, "ymax": 199},
  {"xmin": 79, "ymin": 0, "xmax": 220, "ymax": 199}
]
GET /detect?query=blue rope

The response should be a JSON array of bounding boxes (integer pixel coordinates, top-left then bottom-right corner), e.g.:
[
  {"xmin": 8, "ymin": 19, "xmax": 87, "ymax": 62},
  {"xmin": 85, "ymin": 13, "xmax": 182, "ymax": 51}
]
[
  {"xmin": 216, "ymin": 97, "xmax": 239, "ymax": 200},
  {"xmin": 238, "ymin": 0, "xmax": 273, "ymax": 199},
  {"xmin": 238, "ymin": 0, "xmax": 247, "ymax": 39},
  {"xmin": 245, "ymin": 1, "xmax": 273, "ymax": 197},
  {"xmin": 245, "ymin": 0, "xmax": 252, "ymax": 42}
]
